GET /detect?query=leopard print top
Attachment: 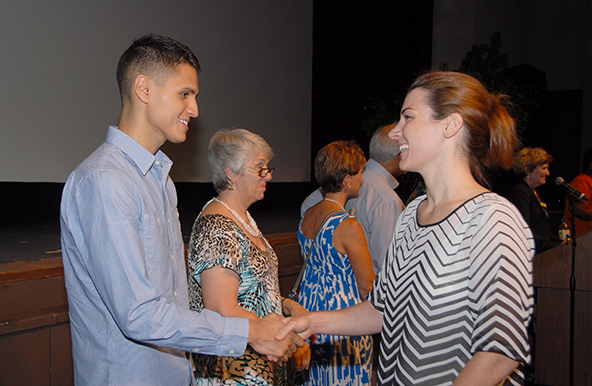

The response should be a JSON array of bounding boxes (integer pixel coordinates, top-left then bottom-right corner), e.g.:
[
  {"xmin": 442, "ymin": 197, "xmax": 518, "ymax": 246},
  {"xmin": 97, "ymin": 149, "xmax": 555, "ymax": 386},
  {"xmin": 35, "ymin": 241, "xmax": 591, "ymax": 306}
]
[{"xmin": 188, "ymin": 214, "xmax": 286, "ymax": 385}]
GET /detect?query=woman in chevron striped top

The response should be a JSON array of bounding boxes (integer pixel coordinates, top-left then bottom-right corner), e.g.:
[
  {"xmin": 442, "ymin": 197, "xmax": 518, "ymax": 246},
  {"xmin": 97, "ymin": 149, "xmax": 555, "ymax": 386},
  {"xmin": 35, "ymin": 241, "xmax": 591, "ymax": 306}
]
[{"xmin": 278, "ymin": 70, "xmax": 535, "ymax": 386}]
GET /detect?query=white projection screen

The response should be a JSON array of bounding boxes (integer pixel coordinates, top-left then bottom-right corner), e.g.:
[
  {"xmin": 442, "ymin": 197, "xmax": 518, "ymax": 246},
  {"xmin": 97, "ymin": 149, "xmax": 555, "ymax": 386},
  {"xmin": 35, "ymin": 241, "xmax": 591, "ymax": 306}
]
[{"xmin": 0, "ymin": 0, "xmax": 312, "ymax": 183}]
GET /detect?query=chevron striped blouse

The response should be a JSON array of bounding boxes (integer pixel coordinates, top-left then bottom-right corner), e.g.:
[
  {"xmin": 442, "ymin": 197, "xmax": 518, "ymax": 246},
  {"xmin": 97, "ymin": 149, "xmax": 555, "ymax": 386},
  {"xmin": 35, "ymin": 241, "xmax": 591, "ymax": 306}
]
[{"xmin": 368, "ymin": 193, "xmax": 535, "ymax": 385}]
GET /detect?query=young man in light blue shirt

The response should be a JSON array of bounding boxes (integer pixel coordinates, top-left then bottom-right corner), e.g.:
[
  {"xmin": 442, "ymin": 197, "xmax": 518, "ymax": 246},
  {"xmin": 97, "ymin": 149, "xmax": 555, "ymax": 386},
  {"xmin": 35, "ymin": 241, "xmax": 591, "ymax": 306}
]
[{"xmin": 61, "ymin": 34, "xmax": 301, "ymax": 386}]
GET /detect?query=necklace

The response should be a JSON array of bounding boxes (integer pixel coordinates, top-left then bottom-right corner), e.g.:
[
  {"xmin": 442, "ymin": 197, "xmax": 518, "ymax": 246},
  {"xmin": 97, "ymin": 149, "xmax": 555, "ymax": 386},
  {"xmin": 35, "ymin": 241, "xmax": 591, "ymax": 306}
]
[
  {"xmin": 213, "ymin": 197, "xmax": 261, "ymax": 237},
  {"xmin": 324, "ymin": 197, "xmax": 345, "ymax": 212}
]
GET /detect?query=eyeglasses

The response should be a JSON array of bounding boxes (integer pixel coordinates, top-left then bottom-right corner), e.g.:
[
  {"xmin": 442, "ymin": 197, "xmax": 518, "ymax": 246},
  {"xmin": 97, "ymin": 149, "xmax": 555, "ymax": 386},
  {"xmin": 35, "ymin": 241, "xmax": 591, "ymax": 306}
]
[{"xmin": 243, "ymin": 165, "xmax": 275, "ymax": 178}]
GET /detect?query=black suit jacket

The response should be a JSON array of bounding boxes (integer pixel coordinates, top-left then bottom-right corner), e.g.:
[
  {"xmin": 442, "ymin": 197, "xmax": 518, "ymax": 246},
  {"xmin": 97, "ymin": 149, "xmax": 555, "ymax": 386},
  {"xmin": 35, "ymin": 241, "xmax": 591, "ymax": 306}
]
[{"xmin": 506, "ymin": 179, "xmax": 561, "ymax": 255}]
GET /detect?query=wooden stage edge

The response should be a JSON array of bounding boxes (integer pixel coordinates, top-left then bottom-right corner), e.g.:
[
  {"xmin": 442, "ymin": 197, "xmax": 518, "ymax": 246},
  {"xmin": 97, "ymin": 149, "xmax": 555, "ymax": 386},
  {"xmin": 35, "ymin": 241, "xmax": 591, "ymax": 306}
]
[
  {"xmin": 0, "ymin": 257, "xmax": 64, "ymax": 284},
  {"xmin": 2, "ymin": 231, "xmax": 592, "ymax": 385}
]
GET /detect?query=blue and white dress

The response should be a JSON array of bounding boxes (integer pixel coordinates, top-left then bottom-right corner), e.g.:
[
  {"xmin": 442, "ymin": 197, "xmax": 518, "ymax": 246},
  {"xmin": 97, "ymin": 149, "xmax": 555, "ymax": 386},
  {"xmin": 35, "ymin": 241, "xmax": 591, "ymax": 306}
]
[{"xmin": 295, "ymin": 211, "xmax": 373, "ymax": 385}]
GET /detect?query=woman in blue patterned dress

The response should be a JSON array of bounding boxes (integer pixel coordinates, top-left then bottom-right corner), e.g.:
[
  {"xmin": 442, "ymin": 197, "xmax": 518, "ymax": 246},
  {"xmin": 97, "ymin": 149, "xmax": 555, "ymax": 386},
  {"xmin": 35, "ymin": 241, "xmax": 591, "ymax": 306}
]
[
  {"xmin": 295, "ymin": 141, "xmax": 376, "ymax": 385},
  {"xmin": 278, "ymin": 71, "xmax": 535, "ymax": 386},
  {"xmin": 188, "ymin": 128, "xmax": 310, "ymax": 385}
]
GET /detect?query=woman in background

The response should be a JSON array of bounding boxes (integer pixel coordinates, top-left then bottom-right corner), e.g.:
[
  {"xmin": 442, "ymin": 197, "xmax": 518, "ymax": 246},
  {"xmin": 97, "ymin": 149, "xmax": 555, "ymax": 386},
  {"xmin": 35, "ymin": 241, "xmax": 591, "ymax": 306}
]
[
  {"xmin": 296, "ymin": 141, "xmax": 375, "ymax": 385},
  {"xmin": 279, "ymin": 71, "xmax": 535, "ymax": 386},
  {"xmin": 507, "ymin": 147, "xmax": 563, "ymax": 254},
  {"xmin": 188, "ymin": 128, "xmax": 309, "ymax": 385}
]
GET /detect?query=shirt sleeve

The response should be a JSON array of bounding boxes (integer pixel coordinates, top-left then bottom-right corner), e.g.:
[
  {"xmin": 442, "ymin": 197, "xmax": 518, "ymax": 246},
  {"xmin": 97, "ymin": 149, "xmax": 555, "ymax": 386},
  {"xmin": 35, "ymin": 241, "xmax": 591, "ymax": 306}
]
[
  {"xmin": 469, "ymin": 202, "xmax": 535, "ymax": 364},
  {"xmin": 366, "ymin": 257, "xmax": 387, "ymax": 315},
  {"xmin": 189, "ymin": 215, "xmax": 246, "ymax": 284},
  {"xmin": 65, "ymin": 169, "xmax": 249, "ymax": 356},
  {"xmin": 366, "ymin": 200, "xmax": 401, "ymax": 273},
  {"xmin": 367, "ymin": 200, "xmax": 412, "ymax": 313},
  {"xmin": 367, "ymin": 220, "xmax": 400, "ymax": 314}
]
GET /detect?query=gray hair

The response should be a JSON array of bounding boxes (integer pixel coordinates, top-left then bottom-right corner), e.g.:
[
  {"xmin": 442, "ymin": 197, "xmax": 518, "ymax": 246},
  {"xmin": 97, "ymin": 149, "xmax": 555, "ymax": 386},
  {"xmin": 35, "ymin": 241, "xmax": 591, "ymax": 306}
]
[
  {"xmin": 369, "ymin": 124, "xmax": 399, "ymax": 163},
  {"xmin": 207, "ymin": 128, "xmax": 274, "ymax": 193}
]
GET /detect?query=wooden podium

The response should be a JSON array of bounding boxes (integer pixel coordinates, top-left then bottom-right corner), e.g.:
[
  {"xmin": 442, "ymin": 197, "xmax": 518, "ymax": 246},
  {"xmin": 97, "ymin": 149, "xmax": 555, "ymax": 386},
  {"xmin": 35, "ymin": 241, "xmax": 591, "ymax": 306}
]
[{"xmin": 534, "ymin": 230, "xmax": 592, "ymax": 386}]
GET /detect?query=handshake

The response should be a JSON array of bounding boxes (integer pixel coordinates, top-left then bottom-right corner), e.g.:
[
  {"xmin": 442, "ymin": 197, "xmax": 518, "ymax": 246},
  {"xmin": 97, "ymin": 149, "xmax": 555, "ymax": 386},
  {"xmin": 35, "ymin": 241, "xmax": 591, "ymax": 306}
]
[{"xmin": 248, "ymin": 300, "xmax": 315, "ymax": 370}]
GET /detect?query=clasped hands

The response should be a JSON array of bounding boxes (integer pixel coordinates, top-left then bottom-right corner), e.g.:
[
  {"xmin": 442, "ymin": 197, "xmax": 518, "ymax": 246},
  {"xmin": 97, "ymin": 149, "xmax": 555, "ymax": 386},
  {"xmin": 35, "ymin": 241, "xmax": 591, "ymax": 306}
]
[{"xmin": 248, "ymin": 299, "xmax": 314, "ymax": 371}]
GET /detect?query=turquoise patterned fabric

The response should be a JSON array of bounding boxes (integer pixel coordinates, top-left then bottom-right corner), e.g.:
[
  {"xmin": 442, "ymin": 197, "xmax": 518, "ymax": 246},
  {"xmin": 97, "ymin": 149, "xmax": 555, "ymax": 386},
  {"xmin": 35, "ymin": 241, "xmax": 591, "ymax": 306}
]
[
  {"xmin": 188, "ymin": 214, "xmax": 286, "ymax": 385},
  {"xmin": 294, "ymin": 211, "xmax": 372, "ymax": 385}
]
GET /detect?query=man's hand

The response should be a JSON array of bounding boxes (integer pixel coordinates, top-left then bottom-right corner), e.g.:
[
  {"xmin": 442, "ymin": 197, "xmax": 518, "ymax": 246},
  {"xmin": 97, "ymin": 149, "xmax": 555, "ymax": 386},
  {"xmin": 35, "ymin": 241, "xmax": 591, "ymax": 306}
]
[{"xmin": 248, "ymin": 313, "xmax": 304, "ymax": 362}]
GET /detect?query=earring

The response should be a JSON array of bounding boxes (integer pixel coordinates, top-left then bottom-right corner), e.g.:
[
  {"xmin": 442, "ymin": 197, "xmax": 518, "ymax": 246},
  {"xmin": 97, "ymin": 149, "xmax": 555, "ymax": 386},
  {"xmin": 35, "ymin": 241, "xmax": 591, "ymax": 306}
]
[{"xmin": 227, "ymin": 182, "xmax": 234, "ymax": 191}]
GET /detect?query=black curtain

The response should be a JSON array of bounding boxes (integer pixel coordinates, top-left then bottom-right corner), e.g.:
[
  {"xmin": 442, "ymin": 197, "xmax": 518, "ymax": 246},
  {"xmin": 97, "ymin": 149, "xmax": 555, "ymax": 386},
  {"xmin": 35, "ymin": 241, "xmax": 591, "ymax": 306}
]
[{"xmin": 311, "ymin": 0, "xmax": 434, "ymax": 179}]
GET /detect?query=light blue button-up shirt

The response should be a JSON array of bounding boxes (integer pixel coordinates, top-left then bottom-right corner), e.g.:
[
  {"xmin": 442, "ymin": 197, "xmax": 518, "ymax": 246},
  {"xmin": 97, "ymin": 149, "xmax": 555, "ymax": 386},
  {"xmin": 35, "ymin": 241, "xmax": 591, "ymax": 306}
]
[{"xmin": 60, "ymin": 127, "xmax": 248, "ymax": 385}]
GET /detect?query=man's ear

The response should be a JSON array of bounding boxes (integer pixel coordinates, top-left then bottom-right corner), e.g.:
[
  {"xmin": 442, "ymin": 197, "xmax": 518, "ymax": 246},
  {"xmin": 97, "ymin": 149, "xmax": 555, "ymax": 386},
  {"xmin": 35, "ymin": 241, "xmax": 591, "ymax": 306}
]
[
  {"xmin": 442, "ymin": 112, "xmax": 464, "ymax": 139},
  {"xmin": 133, "ymin": 75, "xmax": 151, "ymax": 104}
]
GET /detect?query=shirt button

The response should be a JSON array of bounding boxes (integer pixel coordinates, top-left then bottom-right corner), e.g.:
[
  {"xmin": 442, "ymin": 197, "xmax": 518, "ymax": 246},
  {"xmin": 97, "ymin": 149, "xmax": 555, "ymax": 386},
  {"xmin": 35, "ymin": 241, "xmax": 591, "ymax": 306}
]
[
  {"xmin": 172, "ymin": 255, "xmax": 175, "ymax": 260},
  {"xmin": 174, "ymin": 291, "xmax": 178, "ymax": 296},
  {"xmin": 229, "ymin": 349, "xmax": 235, "ymax": 355},
  {"xmin": 155, "ymin": 161, "xmax": 161, "ymax": 166},
  {"xmin": 193, "ymin": 348, "xmax": 200, "ymax": 353}
]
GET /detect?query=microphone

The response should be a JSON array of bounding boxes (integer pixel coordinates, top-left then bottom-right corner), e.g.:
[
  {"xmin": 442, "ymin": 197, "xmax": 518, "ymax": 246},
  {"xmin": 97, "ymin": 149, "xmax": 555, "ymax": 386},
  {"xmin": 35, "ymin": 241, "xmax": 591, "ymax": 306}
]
[{"xmin": 555, "ymin": 177, "xmax": 589, "ymax": 201}]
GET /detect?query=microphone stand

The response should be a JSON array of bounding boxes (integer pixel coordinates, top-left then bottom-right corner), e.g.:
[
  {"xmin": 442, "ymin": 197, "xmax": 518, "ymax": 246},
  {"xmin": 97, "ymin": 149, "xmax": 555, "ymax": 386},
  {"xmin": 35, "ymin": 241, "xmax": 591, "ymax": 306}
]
[{"xmin": 567, "ymin": 194, "xmax": 577, "ymax": 386}]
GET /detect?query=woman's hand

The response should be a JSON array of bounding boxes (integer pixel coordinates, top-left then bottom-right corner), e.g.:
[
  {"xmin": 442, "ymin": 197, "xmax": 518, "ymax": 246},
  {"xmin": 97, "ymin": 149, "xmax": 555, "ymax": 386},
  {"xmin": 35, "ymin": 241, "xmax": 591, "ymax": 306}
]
[
  {"xmin": 201, "ymin": 268, "xmax": 307, "ymax": 362},
  {"xmin": 277, "ymin": 301, "xmax": 382, "ymax": 341},
  {"xmin": 282, "ymin": 298, "xmax": 309, "ymax": 317},
  {"xmin": 290, "ymin": 342, "xmax": 311, "ymax": 371},
  {"xmin": 282, "ymin": 298, "xmax": 318, "ymax": 345},
  {"xmin": 248, "ymin": 314, "xmax": 303, "ymax": 362}
]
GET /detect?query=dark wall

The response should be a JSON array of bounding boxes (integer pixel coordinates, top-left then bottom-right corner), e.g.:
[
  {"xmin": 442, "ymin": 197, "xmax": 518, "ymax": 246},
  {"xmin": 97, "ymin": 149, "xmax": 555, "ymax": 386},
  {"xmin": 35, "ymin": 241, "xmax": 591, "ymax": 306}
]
[
  {"xmin": 489, "ymin": 65, "xmax": 584, "ymax": 212},
  {"xmin": 310, "ymin": 0, "xmax": 434, "ymax": 179},
  {"xmin": 175, "ymin": 182, "xmax": 315, "ymax": 236},
  {"xmin": 0, "ymin": 183, "xmax": 63, "ymax": 224},
  {"xmin": 532, "ymin": 90, "xmax": 584, "ymax": 211},
  {"xmin": 0, "ymin": 181, "xmax": 313, "ymax": 229},
  {"xmin": 507, "ymin": 88, "xmax": 584, "ymax": 212}
]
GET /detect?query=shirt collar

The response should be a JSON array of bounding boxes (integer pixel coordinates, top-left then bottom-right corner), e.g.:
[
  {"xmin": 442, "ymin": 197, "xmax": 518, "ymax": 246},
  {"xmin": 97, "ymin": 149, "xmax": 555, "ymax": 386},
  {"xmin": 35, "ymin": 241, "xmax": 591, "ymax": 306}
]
[
  {"xmin": 366, "ymin": 158, "xmax": 399, "ymax": 189},
  {"xmin": 105, "ymin": 126, "xmax": 172, "ymax": 177}
]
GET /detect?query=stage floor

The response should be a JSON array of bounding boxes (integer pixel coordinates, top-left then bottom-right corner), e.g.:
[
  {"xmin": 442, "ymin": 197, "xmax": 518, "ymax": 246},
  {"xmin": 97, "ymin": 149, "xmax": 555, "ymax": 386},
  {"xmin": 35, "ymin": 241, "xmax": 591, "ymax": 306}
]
[{"xmin": 0, "ymin": 207, "xmax": 301, "ymax": 265}]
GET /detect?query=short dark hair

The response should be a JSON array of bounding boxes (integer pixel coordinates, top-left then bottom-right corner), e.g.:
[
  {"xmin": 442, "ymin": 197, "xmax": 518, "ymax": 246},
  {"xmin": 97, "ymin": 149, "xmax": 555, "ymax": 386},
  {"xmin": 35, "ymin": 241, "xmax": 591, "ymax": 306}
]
[
  {"xmin": 314, "ymin": 141, "xmax": 366, "ymax": 193},
  {"xmin": 116, "ymin": 34, "xmax": 200, "ymax": 103}
]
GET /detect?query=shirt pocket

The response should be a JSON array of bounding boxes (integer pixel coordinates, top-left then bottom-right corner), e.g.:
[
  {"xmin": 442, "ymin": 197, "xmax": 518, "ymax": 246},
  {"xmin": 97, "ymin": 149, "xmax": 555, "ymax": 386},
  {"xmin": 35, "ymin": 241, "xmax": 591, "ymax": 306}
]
[{"xmin": 140, "ymin": 211, "xmax": 171, "ymax": 272}]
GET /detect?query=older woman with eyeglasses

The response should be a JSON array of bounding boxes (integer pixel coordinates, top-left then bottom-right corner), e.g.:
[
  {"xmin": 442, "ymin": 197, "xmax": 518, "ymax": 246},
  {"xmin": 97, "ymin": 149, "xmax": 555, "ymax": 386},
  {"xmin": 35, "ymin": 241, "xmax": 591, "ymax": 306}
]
[{"xmin": 187, "ymin": 128, "xmax": 309, "ymax": 385}]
